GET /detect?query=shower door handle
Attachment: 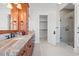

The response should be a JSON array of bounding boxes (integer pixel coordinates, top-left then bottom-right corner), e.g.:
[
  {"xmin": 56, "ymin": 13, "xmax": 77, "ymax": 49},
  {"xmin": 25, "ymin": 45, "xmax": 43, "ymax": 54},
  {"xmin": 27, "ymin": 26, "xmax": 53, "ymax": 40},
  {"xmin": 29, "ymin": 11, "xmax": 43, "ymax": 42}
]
[{"xmin": 53, "ymin": 31, "xmax": 56, "ymax": 35}]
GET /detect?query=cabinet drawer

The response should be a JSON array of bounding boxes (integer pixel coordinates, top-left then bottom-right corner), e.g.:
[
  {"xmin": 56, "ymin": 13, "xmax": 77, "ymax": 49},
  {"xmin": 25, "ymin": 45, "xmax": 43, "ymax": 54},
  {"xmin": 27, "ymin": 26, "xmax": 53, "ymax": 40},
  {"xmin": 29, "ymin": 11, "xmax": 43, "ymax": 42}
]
[{"xmin": 17, "ymin": 39, "xmax": 34, "ymax": 56}]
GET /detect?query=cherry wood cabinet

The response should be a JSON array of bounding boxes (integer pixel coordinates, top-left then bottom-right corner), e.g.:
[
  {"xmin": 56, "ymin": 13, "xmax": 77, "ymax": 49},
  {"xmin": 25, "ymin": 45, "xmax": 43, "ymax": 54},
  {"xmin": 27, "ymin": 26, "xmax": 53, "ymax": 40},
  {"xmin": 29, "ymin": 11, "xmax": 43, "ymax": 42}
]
[
  {"xmin": 17, "ymin": 38, "xmax": 34, "ymax": 56},
  {"xmin": 0, "ymin": 30, "xmax": 18, "ymax": 34}
]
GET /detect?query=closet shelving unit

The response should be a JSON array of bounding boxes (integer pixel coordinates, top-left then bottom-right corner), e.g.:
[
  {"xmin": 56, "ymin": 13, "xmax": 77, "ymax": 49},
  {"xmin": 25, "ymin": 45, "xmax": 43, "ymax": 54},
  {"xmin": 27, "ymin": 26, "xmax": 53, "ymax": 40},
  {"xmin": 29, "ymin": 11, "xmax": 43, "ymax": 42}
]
[{"xmin": 39, "ymin": 15, "xmax": 48, "ymax": 40}]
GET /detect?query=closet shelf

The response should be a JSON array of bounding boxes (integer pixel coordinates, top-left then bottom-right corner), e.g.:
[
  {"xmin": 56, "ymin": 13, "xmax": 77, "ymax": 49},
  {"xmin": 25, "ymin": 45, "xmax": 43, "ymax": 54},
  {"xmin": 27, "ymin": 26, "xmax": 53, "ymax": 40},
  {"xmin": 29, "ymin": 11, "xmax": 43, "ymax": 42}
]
[{"xmin": 40, "ymin": 29, "xmax": 47, "ymax": 30}]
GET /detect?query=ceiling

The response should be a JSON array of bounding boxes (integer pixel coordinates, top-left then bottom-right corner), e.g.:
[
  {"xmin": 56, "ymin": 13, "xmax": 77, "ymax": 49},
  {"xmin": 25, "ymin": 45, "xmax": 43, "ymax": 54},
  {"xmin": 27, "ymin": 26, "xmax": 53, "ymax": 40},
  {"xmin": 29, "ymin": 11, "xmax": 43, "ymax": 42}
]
[{"xmin": 29, "ymin": 3, "xmax": 58, "ymax": 9}]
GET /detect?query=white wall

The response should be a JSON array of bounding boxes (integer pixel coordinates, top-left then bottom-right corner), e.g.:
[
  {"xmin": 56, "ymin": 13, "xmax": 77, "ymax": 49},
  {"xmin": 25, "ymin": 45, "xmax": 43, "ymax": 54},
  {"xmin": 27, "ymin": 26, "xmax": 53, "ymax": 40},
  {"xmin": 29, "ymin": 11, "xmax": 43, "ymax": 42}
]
[
  {"xmin": 74, "ymin": 4, "xmax": 79, "ymax": 50},
  {"xmin": 29, "ymin": 3, "xmax": 59, "ymax": 45},
  {"xmin": 28, "ymin": 3, "xmax": 79, "ymax": 52}
]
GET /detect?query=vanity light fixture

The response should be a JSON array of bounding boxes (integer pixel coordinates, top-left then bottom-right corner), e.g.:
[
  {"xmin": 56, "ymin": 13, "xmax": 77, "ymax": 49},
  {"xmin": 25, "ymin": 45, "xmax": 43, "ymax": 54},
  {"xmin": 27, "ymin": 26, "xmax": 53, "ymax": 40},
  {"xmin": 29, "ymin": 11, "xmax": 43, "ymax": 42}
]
[
  {"xmin": 7, "ymin": 3, "xmax": 13, "ymax": 9},
  {"xmin": 16, "ymin": 4, "xmax": 22, "ymax": 9}
]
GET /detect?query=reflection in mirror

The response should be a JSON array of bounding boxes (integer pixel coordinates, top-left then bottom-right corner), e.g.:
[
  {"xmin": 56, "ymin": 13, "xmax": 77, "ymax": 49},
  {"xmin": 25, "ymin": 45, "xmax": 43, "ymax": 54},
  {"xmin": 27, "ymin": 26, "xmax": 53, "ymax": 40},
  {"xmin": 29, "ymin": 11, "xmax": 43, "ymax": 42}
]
[
  {"xmin": 0, "ymin": 3, "xmax": 29, "ymax": 34},
  {"xmin": 0, "ymin": 3, "xmax": 11, "ymax": 30}
]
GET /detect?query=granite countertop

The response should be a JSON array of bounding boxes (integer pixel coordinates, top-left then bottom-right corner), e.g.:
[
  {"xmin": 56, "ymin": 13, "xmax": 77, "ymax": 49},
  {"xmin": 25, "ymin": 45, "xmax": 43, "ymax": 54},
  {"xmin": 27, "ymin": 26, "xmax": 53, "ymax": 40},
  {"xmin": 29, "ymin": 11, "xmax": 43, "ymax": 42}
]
[
  {"xmin": 11, "ymin": 32, "xmax": 34, "ymax": 51},
  {"xmin": 0, "ymin": 32, "xmax": 34, "ymax": 56}
]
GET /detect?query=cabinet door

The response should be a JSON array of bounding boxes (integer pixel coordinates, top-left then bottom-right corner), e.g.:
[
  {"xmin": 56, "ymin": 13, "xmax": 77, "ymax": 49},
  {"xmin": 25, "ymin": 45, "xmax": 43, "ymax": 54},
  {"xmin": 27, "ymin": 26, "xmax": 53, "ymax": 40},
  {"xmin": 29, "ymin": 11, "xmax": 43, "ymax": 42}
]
[
  {"xmin": 26, "ymin": 39, "xmax": 33, "ymax": 56},
  {"xmin": 17, "ymin": 46, "xmax": 25, "ymax": 56},
  {"xmin": 17, "ymin": 39, "xmax": 34, "ymax": 56}
]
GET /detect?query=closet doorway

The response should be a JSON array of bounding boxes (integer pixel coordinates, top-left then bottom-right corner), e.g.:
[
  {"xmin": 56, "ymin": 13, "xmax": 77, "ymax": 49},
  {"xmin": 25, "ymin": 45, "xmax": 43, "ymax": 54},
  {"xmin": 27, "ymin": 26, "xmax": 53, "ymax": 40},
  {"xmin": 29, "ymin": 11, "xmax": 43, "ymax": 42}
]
[{"xmin": 39, "ymin": 15, "xmax": 48, "ymax": 42}]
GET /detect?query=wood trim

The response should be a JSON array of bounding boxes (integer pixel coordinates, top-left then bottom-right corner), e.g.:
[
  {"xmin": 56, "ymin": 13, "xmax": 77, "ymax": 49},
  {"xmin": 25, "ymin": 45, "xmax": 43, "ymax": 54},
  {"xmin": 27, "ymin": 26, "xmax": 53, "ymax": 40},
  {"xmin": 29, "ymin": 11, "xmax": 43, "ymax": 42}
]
[
  {"xmin": 0, "ymin": 30, "xmax": 18, "ymax": 34},
  {"xmin": 26, "ymin": 3, "xmax": 29, "ymax": 8}
]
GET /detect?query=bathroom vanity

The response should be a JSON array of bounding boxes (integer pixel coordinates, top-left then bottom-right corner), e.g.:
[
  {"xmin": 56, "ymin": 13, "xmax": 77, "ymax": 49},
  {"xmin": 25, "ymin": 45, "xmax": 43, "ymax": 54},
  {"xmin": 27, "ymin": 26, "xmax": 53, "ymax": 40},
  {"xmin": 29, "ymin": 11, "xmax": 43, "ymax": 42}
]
[
  {"xmin": 0, "ymin": 3, "xmax": 31, "ymax": 56},
  {"xmin": 0, "ymin": 32, "xmax": 35, "ymax": 56}
]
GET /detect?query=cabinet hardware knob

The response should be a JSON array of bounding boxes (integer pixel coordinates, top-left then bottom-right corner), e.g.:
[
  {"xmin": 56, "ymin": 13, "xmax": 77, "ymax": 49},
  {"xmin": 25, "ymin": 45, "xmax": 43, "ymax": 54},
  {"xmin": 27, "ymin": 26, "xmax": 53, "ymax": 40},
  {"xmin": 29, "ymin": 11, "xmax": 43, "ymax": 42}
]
[{"xmin": 29, "ymin": 45, "xmax": 31, "ymax": 48}]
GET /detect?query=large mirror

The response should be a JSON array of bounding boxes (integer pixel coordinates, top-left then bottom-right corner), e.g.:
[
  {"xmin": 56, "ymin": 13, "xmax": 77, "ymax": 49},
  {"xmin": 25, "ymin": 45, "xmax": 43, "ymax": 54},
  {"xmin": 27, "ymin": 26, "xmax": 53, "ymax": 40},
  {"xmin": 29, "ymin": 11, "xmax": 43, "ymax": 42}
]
[
  {"xmin": 0, "ymin": 3, "xmax": 28, "ymax": 34},
  {"xmin": 0, "ymin": 3, "xmax": 19, "ymax": 30},
  {"xmin": 0, "ymin": 3, "xmax": 19, "ymax": 34}
]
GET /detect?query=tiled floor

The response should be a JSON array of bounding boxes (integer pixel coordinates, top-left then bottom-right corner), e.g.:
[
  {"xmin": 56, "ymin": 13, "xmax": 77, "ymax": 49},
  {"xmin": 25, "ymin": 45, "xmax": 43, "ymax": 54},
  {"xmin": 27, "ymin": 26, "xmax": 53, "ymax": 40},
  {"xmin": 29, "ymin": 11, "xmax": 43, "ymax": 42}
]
[{"xmin": 32, "ymin": 40, "xmax": 79, "ymax": 56}]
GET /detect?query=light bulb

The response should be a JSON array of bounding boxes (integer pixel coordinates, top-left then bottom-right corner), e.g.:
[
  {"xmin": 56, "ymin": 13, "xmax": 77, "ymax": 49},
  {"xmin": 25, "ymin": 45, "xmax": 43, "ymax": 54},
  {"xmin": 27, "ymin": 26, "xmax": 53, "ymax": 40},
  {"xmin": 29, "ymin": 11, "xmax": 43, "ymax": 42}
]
[
  {"xmin": 7, "ymin": 3, "xmax": 13, "ymax": 9},
  {"xmin": 17, "ymin": 4, "xmax": 22, "ymax": 9}
]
